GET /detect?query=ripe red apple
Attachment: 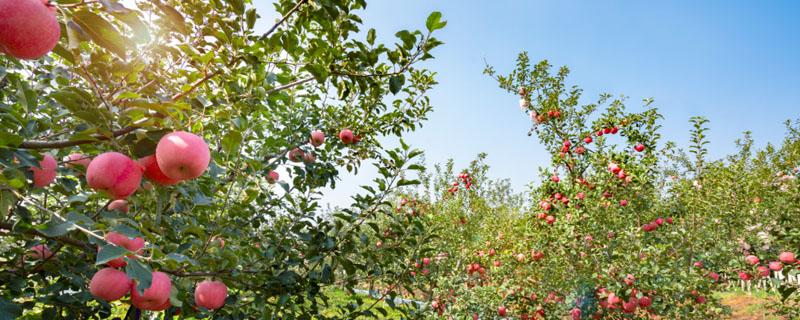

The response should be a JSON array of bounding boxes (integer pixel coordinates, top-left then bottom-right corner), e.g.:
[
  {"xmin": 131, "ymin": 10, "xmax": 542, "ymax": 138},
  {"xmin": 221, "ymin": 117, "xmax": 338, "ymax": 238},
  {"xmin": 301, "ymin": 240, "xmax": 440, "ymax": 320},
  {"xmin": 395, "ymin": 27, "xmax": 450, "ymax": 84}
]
[
  {"xmin": 757, "ymin": 265, "xmax": 770, "ymax": 277},
  {"xmin": 338, "ymin": 129, "xmax": 355, "ymax": 144},
  {"xmin": 738, "ymin": 271, "xmax": 752, "ymax": 281},
  {"xmin": 584, "ymin": 136, "xmax": 592, "ymax": 144},
  {"xmin": 31, "ymin": 154, "xmax": 57, "ymax": 188},
  {"xmin": 287, "ymin": 148, "xmax": 304, "ymax": 162},
  {"xmin": 310, "ymin": 130, "xmax": 325, "ymax": 147},
  {"xmin": 611, "ymin": 126, "xmax": 619, "ymax": 134},
  {"xmin": 695, "ymin": 296, "xmax": 706, "ymax": 304},
  {"xmin": 570, "ymin": 308, "xmax": 581, "ymax": 320},
  {"xmin": 131, "ymin": 271, "xmax": 172, "ymax": 311},
  {"xmin": 302, "ymin": 152, "xmax": 316, "ymax": 164},
  {"xmin": 515, "ymin": 253, "xmax": 525, "ymax": 262},
  {"xmin": 655, "ymin": 217, "xmax": 664, "ymax": 225},
  {"xmin": 622, "ymin": 297, "xmax": 637, "ymax": 313},
  {"xmin": 666, "ymin": 217, "xmax": 674, "ymax": 224},
  {"xmin": 575, "ymin": 146, "xmax": 585, "ymax": 154},
  {"xmin": 634, "ymin": 143, "xmax": 645, "ymax": 152},
  {"xmin": 608, "ymin": 163, "xmax": 621, "ymax": 174},
  {"xmin": 137, "ymin": 155, "xmax": 180, "ymax": 186},
  {"xmin": 550, "ymin": 175, "xmax": 560, "ymax": 183},
  {"xmin": 745, "ymin": 255, "xmax": 760, "ymax": 265},
  {"xmin": 693, "ymin": 261, "xmax": 704, "ymax": 269},
  {"xmin": 29, "ymin": 244, "xmax": 53, "ymax": 260},
  {"xmin": 266, "ymin": 170, "xmax": 279, "ymax": 184},
  {"xmin": 0, "ymin": 0, "xmax": 60, "ymax": 60},
  {"xmin": 576, "ymin": 192, "xmax": 585, "ymax": 200},
  {"xmin": 531, "ymin": 250, "xmax": 544, "ymax": 261},
  {"xmin": 497, "ymin": 306, "xmax": 507, "ymax": 317},
  {"xmin": 108, "ymin": 200, "xmax": 129, "ymax": 213},
  {"xmin": 638, "ymin": 296, "xmax": 652, "ymax": 308},
  {"xmin": 86, "ymin": 152, "xmax": 143, "ymax": 199},
  {"xmin": 545, "ymin": 215, "xmax": 555, "ymax": 225},
  {"xmin": 769, "ymin": 261, "xmax": 783, "ymax": 271},
  {"xmin": 422, "ymin": 257, "xmax": 431, "ymax": 266},
  {"xmin": 779, "ymin": 252, "xmax": 796, "ymax": 264},
  {"xmin": 156, "ymin": 131, "xmax": 210, "ymax": 180},
  {"xmin": 619, "ymin": 199, "xmax": 628, "ymax": 207},
  {"xmin": 64, "ymin": 153, "xmax": 92, "ymax": 170},
  {"xmin": 195, "ymin": 280, "xmax": 227, "ymax": 310},
  {"xmin": 493, "ymin": 260, "xmax": 501, "ymax": 267},
  {"xmin": 89, "ymin": 268, "xmax": 131, "ymax": 302},
  {"xmin": 105, "ymin": 232, "xmax": 145, "ymax": 268}
]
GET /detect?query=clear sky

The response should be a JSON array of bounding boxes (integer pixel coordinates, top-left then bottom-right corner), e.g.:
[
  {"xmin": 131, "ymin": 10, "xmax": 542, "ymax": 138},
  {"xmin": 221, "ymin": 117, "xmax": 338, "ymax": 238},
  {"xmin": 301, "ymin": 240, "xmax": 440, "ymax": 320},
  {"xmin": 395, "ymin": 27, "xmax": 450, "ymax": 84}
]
[{"xmin": 254, "ymin": 1, "xmax": 800, "ymax": 208}]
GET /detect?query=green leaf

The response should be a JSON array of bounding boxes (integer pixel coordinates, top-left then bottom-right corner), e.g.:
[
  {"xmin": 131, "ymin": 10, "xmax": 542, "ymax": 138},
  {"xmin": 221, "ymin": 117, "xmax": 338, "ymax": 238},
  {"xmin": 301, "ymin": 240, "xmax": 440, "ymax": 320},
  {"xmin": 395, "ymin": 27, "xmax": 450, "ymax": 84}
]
[
  {"xmin": 126, "ymin": 259, "xmax": 153, "ymax": 294},
  {"xmin": 425, "ymin": 11, "xmax": 446, "ymax": 32},
  {"xmin": 0, "ymin": 297, "xmax": 22, "ymax": 320},
  {"xmin": 72, "ymin": 11, "xmax": 129, "ymax": 58},
  {"xmin": 246, "ymin": 9, "xmax": 257, "ymax": 29},
  {"xmin": 38, "ymin": 220, "xmax": 75, "ymax": 237},
  {"xmin": 156, "ymin": 4, "xmax": 188, "ymax": 34},
  {"xmin": 389, "ymin": 75, "xmax": 405, "ymax": 95},
  {"xmin": 95, "ymin": 244, "xmax": 127, "ymax": 265},
  {"xmin": 367, "ymin": 28, "xmax": 376, "ymax": 45}
]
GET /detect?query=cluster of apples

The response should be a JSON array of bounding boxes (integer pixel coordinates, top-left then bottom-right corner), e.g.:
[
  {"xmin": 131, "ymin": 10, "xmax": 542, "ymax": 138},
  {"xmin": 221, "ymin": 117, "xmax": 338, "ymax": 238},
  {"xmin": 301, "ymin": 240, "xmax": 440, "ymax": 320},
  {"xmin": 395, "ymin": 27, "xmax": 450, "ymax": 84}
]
[
  {"xmin": 89, "ymin": 269, "xmax": 227, "ymax": 311},
  {"xmin": 0, "ymin": 0, "xmax": 61, "ymax": 60},
  {"xmin": 447, "ymin": 172, "xmax": 472, "ymax": 194},
  {"xmin": 266, "ymin": 129, "xmax": 357, "ymax": 184},
  {"xmin": 32, "ymin": 131, "xmax": 211, "ymax": 195},
  {"xmin": 641, "ymin": 216, "xmax": 674, "ymax": 232},
  {"xmin": 740, "ymin": 251, "xmax": 797, "ymax": 280},
  {"xmin": 410, "ymin": 257, "xmax": 432, "ymax": 277}
]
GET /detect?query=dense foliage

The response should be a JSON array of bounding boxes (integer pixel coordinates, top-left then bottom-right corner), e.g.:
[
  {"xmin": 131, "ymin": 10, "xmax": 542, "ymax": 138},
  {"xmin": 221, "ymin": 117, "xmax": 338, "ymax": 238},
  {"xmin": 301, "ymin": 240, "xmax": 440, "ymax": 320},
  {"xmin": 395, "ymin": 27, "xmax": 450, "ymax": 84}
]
[
  {"xmin": 395, "ymin": 53, "xmax": 799, "ymax": 319},
  {"xmin": 0, "ymin": 0, "xmax": 446, "ymax": 318}
]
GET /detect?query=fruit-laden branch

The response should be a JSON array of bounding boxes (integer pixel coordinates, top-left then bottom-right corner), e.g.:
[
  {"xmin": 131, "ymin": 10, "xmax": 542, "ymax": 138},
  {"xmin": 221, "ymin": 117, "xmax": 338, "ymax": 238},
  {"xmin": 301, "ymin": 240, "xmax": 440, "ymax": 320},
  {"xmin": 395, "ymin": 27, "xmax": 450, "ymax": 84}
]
[{"xmin": 16, "ymin": 0, "xmax": 312, "ymax": 150}]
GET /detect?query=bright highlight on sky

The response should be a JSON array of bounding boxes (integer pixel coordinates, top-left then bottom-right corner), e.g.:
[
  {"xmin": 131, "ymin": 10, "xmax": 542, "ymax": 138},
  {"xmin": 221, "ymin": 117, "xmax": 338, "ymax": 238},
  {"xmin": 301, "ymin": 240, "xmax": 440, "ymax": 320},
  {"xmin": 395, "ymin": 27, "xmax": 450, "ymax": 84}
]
[{"xmin": 253, "ymin": 1, "xmax": 800, "ymax": 208}]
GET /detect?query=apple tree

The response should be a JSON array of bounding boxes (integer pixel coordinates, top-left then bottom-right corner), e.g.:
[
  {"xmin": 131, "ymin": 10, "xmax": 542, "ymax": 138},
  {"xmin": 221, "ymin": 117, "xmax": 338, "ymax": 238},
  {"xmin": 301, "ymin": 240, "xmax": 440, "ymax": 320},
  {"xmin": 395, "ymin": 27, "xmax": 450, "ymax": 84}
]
[{"xmin": 0, "ymin": 0, "xmax": 446, "ymax": 318}]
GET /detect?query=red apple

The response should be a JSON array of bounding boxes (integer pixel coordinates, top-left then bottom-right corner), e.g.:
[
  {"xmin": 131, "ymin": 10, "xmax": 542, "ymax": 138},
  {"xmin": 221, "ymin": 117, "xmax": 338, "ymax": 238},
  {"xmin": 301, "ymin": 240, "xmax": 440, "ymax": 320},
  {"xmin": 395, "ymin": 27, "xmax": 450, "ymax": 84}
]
[
  {"xmin": 769, "ymin": 261, "xmax": 783, "ymax": 271},
  {"xmin": 138, "ymin": 155, "xmax": 180, "ymax": 186},
  {"xmin": 757, "ymin": 265, "xmax": 770, "ymax": 277},
  {"xmin": 745, "ymin": 255, "xmax": 760, "ymax": 266},
  {"xmin": 338, "ymin": 129, "xmax": 355, "ymax": 144},
  {"xmin": 497, "ymin": 306, "xmax": 507, "ymax": 317},
  {"xmin": 86, "ymin": 152, "xmax": 143, "ymax": 199},
  {"xmin": 31, "ymin": 154, "xmax": 57, "ymax": 188},
  {"xmin": 131, "ymin": 271, "xmax": 172, "ymax": 311},
  {"xmin": 29, "ymin": 244, "xmax": 53, "ymax": 260},
  {"xmin": 310, "ymin": 130, "xmax": 325, "ymax": 147},
  {"xmin": 89, "ymin": 268, "xmax": 131, "ymax": 302},
  {"xmin": 195, "ymin": 280, "xmax": 227, "ymax": 310},
  {"xmin": 107, "ymin": 200, "xmax": 129, "ymax": 213},
  {"xmin": 779, "ymin": 252, "xmax": 796, "ymax": 264},
  {"xmin": 634, "ymin": 143, "xmax": 645, "ymax": 152},
  {"xmin": 155, "ymin": 131, "xmax": 210, "ymax": 180},
  {"xmin": 266, "ymin": 170, "xmax": 279, "ymax": 184},
  {"xmin": 64, "ymin": 153, "xmax": 92, "ymax": 170},
  {"xmin": 638, "ymin": 296, "xmax": 652, "ymax": 308},
  {"xmin": 105, "ymin": 232, "xmax": 145, "ymax": 268},
  {"xmin": 0, "ymin": 0, "xmax": 60, "ymax": 60}
]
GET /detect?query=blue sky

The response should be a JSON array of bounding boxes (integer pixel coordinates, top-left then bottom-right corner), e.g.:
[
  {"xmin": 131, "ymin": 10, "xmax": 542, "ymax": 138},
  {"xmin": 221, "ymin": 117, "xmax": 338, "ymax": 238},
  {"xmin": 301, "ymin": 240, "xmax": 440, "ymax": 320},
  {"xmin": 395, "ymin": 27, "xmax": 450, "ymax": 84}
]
[{"xmin": 254, "ymin": 1, "xmax": 800, "ymax": 207}]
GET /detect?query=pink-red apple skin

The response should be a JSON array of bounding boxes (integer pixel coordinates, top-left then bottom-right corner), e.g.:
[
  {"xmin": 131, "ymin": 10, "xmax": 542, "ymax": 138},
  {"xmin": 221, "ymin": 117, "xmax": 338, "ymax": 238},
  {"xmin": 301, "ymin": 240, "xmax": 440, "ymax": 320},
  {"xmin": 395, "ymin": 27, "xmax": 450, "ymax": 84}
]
[
  {"xmin": 31, "ymin": 154, "xmax": 57, "ymax": 188},
  {"xmin": 266, "ymin": 170, "xmax": 279, "ymax": 184},
  {"xmin": 156, "ymin": 131, "xmax": 210, "ymax": 180},
  {"xmin": 107, "ymin": 200, "xmax": 129, "ymax": 213},
  {"xmin": 339, "ymin": 129, "xmax": 355, "ymax": 144},
  {"xmin": 29, "ymin": 244, "xmax": 53, "ymax": 260},
  {"xmin": 0, "ymin": 0, "xmax": 60, "ymax": 60},
  {"xmin": 779, "ymin": 252, "xmax": 796, "ymax": 264},
  {"xmin": 131, "ymin": 271, "xmax": 172, "ymax": 311},
  {"xmin": 90, "ymin": 268, "xmax": 131, "ymax": 302},
  {"xmin": 195, "ymin": 280, "xmax": 228, "ymax": 310},
  {"xmin": 105, "ymin": 232, "xmax": 145, "ymax": 268},
  {"xmin": 310, "ymin": 130, "xmax": 325, "ymax": 147},
  {"xmin": 138, "ymin": 155, "xmax": 180, "ymax": 186},
  {"xmin": 65, "ymin": 153, "xmax": 92, "ymax": 170},
  {"xmin": 86, "ymin": 152, "xmax": 143, "ymax": 199}
]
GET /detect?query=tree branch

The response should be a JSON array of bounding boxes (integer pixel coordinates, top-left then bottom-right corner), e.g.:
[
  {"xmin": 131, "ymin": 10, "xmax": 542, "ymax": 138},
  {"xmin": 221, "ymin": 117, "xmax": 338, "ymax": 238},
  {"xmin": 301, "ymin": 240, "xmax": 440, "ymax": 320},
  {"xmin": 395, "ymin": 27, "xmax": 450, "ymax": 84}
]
[{"xmin": 260, "ymin": 0, "xmax": 309, "ymax": 40}]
